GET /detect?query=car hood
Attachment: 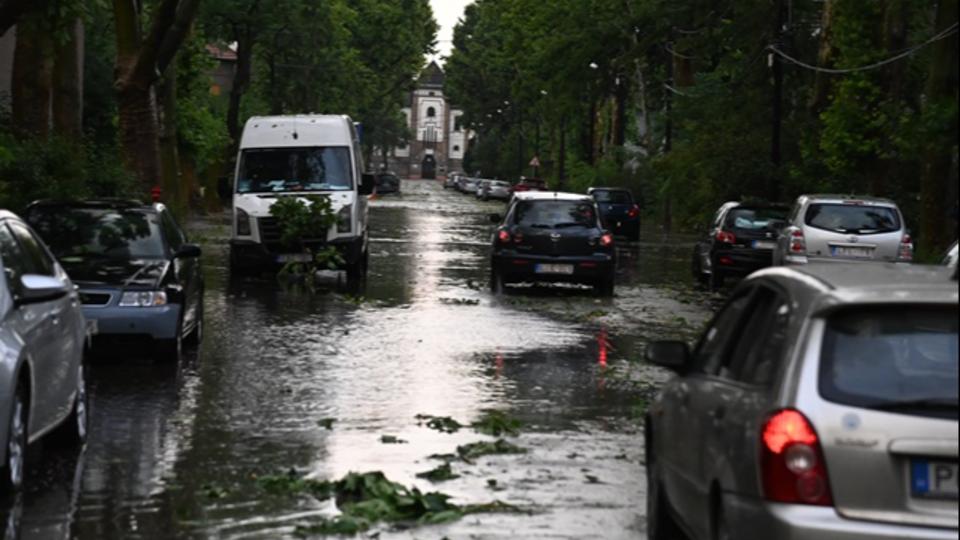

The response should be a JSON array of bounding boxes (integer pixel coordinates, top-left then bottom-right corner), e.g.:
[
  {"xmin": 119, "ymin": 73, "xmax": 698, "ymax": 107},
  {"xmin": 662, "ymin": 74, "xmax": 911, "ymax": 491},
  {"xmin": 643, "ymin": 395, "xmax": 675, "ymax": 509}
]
[{"xmin": 60, "ymin": 257, "xmax": 169, "ymax": 288}]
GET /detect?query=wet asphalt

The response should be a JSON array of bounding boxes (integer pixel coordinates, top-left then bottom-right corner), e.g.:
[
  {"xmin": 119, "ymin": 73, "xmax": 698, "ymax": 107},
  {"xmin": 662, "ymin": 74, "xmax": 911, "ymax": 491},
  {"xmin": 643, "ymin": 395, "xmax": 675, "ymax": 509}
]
[{"xmin": 3, "ymin": 180, "xmax": 717, "ymax": 539}]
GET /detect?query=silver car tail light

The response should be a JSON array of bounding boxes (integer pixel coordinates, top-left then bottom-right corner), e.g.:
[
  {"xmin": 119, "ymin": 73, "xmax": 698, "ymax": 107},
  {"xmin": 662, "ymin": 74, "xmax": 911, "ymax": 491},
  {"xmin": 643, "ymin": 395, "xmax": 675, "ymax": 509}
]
[
  {"xmin": 898, "ymin": 233, "xmax": 914, "ymax": 262},
  {"xmin": 760, "ymin": 409, "xmax": 834, "ymax": 506},
  {"xmin": 789, "ymin": 228, "xmax": 807, "ymax": 254}
]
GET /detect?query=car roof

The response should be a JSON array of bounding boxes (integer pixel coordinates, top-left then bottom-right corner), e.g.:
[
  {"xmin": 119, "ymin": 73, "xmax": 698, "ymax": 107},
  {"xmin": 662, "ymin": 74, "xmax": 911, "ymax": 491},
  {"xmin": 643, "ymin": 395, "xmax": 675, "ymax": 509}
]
[
  {"xmin": 750, "ymin": 263, "xmax": 959, "ymax": 311},
  {"xmin": 512, "ymin": 191, "xmax": 593, "ymax": 202},
  {"xmin": 798, "ymin": 194, "xmax": 898, "ymax": 206}
]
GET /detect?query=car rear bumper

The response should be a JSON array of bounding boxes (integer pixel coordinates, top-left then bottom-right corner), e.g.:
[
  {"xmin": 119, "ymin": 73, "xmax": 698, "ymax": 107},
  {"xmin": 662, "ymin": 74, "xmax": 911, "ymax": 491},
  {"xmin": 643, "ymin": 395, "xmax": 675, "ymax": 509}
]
[
  {"xmin": 726, "ymin": 495, "xmax": 957, "ymax": 540},
  {"xmin": 492, "ymin": 252, "xmax": 615, "ymax": 284},
  {"xmin": 713, "ymin": 248, "xmax": 775, "ymax": 275}
]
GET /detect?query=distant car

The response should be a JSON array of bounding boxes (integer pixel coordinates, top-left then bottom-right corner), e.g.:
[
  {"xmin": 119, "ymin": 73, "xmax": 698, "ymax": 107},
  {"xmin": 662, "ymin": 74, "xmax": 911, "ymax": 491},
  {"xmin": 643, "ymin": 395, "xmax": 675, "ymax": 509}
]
[
  {"xmin": 942, "ymin": 241, "xmax": 958, "ymax": 269},
  {"xmin": 444, "ymin": 173, "xmax": 460, "ymax": 189},
  {"xmin": 459, "ymin": 177, "xmax": 479, "ymax": 194},
  {"xmin": 0, "ymin": 210, "xmax": 88, "ymax": 492},
  {"xmin": 489, "ymin": 192, "xmax": 616, "ymax": 296},
  {"xmin": 588, "ymin": 187, "xmax": 642, "ymax": 241},
  {"xmin": 483, "ymin": 180, "xmax": 513, "ymax": 201},
  {"xmin": 26, "ymin": 200, "xmax": 204, "ymax": 362},
  {"xmin": 646, "ymin": 263, "xmax": 959, "ymax": 540},
  {"xmin": 476, "ymin": 179, "xmax": 491, "ymax": 199},
  {"xmin": 375, "ymin": 172, "xmax": 401, "ymax": 194},
  {"xmin": 692, "ymin": 202, "xmax": 790, "ymax": 290},
  {"xmin": 773, "ymin": 195, "xmax": 913, "ymax": 266},
  {"xmin": 512, "ymin": 178, "xmax": 547, "ymax": 193}
]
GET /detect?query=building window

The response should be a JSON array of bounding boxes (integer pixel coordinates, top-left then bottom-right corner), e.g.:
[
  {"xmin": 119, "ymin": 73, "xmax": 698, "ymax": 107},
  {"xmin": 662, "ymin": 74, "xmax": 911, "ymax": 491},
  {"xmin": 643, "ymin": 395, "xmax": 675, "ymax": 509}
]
[
  {"xmin": 454, "ymin": 117, "xmax": 464, "ymax": 132},
  {"xmin": 426, "ymin": 107, "xmax": 436, "ymax": 118},
  {"xmin": 453, "ymin": 145, "xmax": 461, "ymax": 152}
]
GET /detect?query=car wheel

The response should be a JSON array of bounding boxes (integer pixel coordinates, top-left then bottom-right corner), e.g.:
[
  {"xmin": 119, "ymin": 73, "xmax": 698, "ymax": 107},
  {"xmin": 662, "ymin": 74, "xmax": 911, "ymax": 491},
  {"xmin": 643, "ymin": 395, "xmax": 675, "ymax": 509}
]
[
  {"xmin": 1, "ymin": 385, "xmax": 27, "ymax": 492},
  {"xmin": 155, "ymin": 325, "xmax": 183, "ymax": 363},
  {"xmin": 708, "ymin": 259, "xmax": 725, "ymax": 292},
  {"xmin": 54, "ymin": 362, "xmax": 88, "ymax": 447},
  {"xmin": 595, "ymin": 277, "xmax": 615, "ymax": 297},
  {"xmin": 713, "ymin": 500, "xmax": 731, "ymax": 540},
  {"xmin": 489, "ymin": 268, "xmax": 506, "ymax": 295},
  {"xmin": 186, "ymin": 296, "xmax": 204, "ymax": 346},
  {"xmin": 691, "ymin": 249, "xmax": 707, "ymax": 285},
  {"xmin": 647, "ymin": 460, "xmax": 687, "ymax": 540}
]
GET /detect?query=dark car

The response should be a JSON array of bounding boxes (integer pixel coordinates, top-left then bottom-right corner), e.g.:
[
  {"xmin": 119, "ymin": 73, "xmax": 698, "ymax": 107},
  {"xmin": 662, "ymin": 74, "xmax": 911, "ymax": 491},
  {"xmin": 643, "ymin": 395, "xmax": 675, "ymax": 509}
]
[
  {"xmin": 489, "ymin": 192, "xmax": 616, "ymax": 296},
  {"xmin": 512, "ymin": 177, "xmax": 547, "ymax": 193},
  {"xmin": 375, "ymin": 172, "xmax": 401, "ymax": 194},
  {"xmin": 692, "ymin": 201, "xmax": 789, "ymax": 290},
  {"xmin": 26, "ymin": 200, "xmax": 204, "ymax": 361},
  {"xmin": 588, "ymin": 187, "xmax": 642, "ymax": 241}
]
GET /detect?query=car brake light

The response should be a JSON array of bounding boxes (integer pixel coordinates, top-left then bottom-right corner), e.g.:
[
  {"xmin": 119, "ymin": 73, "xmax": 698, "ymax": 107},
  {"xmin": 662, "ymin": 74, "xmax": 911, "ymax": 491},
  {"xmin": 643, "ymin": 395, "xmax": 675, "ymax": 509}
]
[
  {"xmin": 600, "ymin": 233, "xmax": 614, "ymax": 247},
  {"xmin": 715, "ymin": 230, "xmax": 736, "ymax": 244},
  {"xmin": 898, "ymin": 234, "xmax": 913, "ymax": 262},
  {"xmin": 789, "ymin": 229, "xmax": 806, "ymax": 254},
  {"xmin": 628, "ymin": 205, "xmax": 640, "ymax": 218},
  {"xmin": 498, "ymin": 229, "xmax": 511, "ymax": 243},
  {"xmin": 761, "ymin": 409, "xmax": 833, "ymax": 506}
]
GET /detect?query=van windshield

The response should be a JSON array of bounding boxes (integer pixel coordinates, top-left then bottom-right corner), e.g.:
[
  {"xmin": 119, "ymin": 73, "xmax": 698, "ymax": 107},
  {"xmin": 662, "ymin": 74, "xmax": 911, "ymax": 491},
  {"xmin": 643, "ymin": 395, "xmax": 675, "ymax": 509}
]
[{"xmin": 237, "ymin": 147, "xmax": 352, "ymax": 193}]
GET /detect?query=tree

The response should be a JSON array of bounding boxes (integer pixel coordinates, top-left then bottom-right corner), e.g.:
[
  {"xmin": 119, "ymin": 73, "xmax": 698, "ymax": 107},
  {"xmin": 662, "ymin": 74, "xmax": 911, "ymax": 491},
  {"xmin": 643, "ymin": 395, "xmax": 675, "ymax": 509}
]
[
  {"xmin": 112, "ymin": 0, "xmax": 201, "ymax": 195},
  {"xmin": 0, "ymin": 0, "xmax": 48, "ymax": 36}
]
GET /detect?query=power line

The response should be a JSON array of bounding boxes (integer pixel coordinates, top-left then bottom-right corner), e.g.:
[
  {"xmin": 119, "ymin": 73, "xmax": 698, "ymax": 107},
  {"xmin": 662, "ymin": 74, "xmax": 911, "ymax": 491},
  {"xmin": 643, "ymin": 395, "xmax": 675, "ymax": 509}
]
[{"xmin": 768, "ymin": 22, "xmax": 958, "ymax": 74}]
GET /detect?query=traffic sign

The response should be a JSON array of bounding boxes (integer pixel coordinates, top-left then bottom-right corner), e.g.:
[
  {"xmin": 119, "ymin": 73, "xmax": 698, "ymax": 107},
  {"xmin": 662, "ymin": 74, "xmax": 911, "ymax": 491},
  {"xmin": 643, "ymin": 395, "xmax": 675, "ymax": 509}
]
[{"xmin": 529, "ymin": 156, "xmax": 541, "ymax": 168}]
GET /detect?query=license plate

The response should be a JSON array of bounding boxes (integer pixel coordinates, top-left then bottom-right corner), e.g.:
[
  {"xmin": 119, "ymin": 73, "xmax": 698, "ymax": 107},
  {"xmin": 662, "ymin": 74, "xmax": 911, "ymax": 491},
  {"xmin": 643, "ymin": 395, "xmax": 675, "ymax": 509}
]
[
  {"xmin": 831, "ymin": 246, "xmax": 873, "ymax": 258},
  {"xmin": 753, "ymin": 240, "xmax": 776, "ymax": 250},
  {"xmin": 535, "ymin": 264, "xmax": 574, "ymax": 275},
  {"xmin": 277, "ymin": 253, "xmax": 313, "ymax": 263},
  {"xmin": 911, "ymin": 459, "xmax": 959, "ymax": 499}
]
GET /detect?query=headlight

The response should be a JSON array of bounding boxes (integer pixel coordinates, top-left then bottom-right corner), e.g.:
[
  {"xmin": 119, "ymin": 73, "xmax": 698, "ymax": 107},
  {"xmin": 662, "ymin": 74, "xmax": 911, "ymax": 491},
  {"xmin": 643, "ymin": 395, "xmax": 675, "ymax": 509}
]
[
  {"xmin": 337, "ymin": 205, "xmax": 353, "ymax": 233},
  {"xmin": 236, "ymin": 208, "xmax": 252, "ymax": 236},
  {"xmin": 119, "ymin": 291, "xmax": 168, "ymax": 307}
]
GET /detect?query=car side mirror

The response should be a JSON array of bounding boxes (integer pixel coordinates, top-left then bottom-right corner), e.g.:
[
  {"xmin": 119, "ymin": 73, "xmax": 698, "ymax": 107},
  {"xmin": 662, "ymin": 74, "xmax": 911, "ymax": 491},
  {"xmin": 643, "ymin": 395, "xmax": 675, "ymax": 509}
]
[
  {"xmin": 175, "ymin": 244, "xmax": 202, "ymax": 259},
  {"xmin": 489, "ymin": 213, "xmax": 502, "ymax": 223},
  {"xmin": 645, "ymin": 341, "xmax": 691, "ymax": 373},
  {"xmin": 360, "ymin": 173, "xmax": 376, "ymax": 196},
  {"xmin": 18, "ymin": 274, "xmax": 69, "ymax": 306}
]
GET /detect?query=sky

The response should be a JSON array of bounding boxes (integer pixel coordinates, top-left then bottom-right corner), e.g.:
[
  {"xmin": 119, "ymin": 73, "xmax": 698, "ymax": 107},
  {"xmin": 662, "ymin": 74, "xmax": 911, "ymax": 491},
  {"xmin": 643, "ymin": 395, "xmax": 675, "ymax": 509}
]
[{"xmin": 429, "ymin": 0, "xmax": 473, "ymax": 64}]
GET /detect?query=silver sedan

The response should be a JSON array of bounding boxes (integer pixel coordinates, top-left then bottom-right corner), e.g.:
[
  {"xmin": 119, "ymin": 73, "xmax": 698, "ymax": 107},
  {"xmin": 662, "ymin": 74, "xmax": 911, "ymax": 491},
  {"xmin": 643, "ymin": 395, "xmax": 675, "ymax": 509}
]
[{"xmin": 0, "ymin": 211, "xmax": 88, "ymax": 492}]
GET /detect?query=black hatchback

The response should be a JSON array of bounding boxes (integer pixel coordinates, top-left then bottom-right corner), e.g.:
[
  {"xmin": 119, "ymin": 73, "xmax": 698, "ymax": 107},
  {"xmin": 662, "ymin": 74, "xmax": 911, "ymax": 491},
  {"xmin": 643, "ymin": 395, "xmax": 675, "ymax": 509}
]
[
  {"xmin": 691, "ymin": 201, "xmax": 789, "ymax": 290},
  {"xmin": 490, "ymin": 192, "xmax": 616, "ymax": 296}
]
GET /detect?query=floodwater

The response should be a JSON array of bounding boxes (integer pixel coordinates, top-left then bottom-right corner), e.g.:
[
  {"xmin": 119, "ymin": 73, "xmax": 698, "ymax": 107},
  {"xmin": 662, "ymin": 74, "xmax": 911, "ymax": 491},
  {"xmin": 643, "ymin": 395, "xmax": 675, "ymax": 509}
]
[{"xmin": 3, "ymin": 180, "xmax": 717, "ymax": 539}]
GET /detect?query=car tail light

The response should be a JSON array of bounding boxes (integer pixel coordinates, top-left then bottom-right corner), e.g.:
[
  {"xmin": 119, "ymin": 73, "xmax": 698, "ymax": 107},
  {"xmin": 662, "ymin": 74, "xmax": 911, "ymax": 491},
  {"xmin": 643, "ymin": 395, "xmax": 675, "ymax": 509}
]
[
  {"xmin": 497, "ymin": 229, "xmax": 511, "ymax": 243},
  {"xmin": 719, "ymin": 256, "xmax": 734, "ymax": 265},
  {"xmin": 715, "ymin": 230, "xmax": 736, "ymax": 244},
  {"xmin": 789, "ymin": 229, "xmax": 806, "ymax": 254},
  {"xmin": 761, "ymin": 409, "xmax": 833, "ymax": 506},
  {"xmin": 600, "ymin": 233, "xmax": 614, "ymax": 247},
  {"xmin": 898, "ymin": 234, "xmax": 913, "ymax": 262},
  {"xmin": 628, "ymin": 205, "xmax": 640, "ymax": 218}
]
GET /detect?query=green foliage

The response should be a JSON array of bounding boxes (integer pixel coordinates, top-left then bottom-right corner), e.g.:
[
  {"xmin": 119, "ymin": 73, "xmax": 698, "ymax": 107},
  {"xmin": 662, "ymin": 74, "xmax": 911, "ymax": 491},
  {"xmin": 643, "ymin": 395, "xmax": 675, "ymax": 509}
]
[
  {"xmin": 457, "ymin": 439, "xmax": 527, "ymax": 461},
  {"xmin": 415, "ymin": 462, "xmax": 460, "ymax": 482},
  {"xmin": 269, "ymin": 195, "xmax": 337, "ymax": 250},
  {"xmin": 470, "ymin": 410, "xmax": 522, "ymax": 437},
  {"xmin": 416, "ymin": 414, "xmax": 464, "ymax": 434}
]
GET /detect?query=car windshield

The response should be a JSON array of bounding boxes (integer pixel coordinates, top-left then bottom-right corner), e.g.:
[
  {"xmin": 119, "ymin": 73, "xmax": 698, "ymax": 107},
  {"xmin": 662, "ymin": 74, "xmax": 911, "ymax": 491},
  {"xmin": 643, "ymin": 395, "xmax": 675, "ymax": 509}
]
[
  {"xmin": 592, "ymin": 190, "xmax": 632, "ymax": 204},
  {"xmin": 28, "ymin": 207, "xmax": 166, "ymax": 260},
  {"xmin": 819, "ymin": 306, "xmax": 958, "ymax": 419},
  {"xmin": 805, "ymin": 203, "xmax": 900, "ymax": 234},
  {"xmin": 514, "ymin": 200, "xmax": 597, "ymax": 229},
  {"xmin": 725, "ymin": 207, "xmax": 788, "ymax": 230},
  {"xmin": 237, "ymin": 147, "xmax": 352, "ymax": 193}
]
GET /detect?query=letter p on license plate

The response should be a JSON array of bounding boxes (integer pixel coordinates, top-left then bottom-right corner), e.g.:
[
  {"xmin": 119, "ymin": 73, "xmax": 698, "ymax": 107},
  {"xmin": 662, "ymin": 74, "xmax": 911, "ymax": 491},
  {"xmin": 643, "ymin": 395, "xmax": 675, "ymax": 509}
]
[{"xmin": 912, "ymin": 459, "xmax": 959, "ymax": 499}]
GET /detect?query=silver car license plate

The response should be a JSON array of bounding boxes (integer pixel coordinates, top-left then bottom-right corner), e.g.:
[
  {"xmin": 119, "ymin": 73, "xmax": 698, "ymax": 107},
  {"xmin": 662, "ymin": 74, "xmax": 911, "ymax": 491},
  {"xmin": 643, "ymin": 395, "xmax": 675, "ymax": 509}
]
[
  {"xmin": 911, "ymin": 459, "xmax": 959, "ymax": 499},
  {"xmin": 535, "ymin": 264, "xmax": 574, "ymax": 275},
  {"xmin": 831, "ymin": 246, "xmax": 873, "ymax": 258},
  {"xmin": 277, "ymin": 253, "xmax": 313, "ymax": 263},
  {"xmin": 753, "ymin": 240, "xmax": 776, "ymax": 250}
]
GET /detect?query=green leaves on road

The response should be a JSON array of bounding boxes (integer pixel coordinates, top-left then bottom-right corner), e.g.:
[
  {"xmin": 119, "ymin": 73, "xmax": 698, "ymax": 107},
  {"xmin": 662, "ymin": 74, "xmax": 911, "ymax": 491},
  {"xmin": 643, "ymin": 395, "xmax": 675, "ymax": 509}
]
[
  {"xmin": 457, "ymin": 439, "xmax": 527, "ymax": 461},
  {"xmin": 416, "ymin": 462, "xmax": 460, "ymax": 482},
  {"xmin": 470, "ymin": 410, "xmax": 522, "ymax": 437},
  {"xmin": 415, "ymin": 414, "xmax": 464, "ymax": 434}
]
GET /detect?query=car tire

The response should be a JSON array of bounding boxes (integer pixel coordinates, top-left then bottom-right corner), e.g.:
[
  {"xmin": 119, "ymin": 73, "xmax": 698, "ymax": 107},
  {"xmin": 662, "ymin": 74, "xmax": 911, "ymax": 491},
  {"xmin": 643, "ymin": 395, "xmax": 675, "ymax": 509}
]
[
  {"xmin": 595, "ymin": 277, "xmax": 615, "ymax": 297},
  {"xmin": 1, "ymin": 385, "xmax": 27, "ymax": 492},
  {"xmin": 53, "ymin": 362, "xmax": 88, "ymax": 448},
  {"xmin": 489, "ymin": 268, "xmax": 506, "ymax": 295},
  {"xmin": 186, "ymin": 297, "xmax": 204, "ymax": 346},
  {"xmin": 229, "ymin": 249, "xmax": 254, "ymax": 278},
  {"xmin": 155, "ymin": 324, "xmax": 183, "ymax": 363},
  {"xmin": 691, "ymin": 249, "xmax": 708, "ymax": 286},
  {"xmin": 647, "ymin": 461, "xmax": 687, "ymax": 540},
  {"xmin": 708, "ymin": 258, "xmax": 725, "ymax": 292}
]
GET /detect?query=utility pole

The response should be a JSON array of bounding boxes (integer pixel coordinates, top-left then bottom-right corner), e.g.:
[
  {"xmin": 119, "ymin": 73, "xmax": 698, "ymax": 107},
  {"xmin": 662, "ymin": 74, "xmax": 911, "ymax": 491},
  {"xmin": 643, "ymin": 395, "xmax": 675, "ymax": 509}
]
[{"xmin": 771, "ymin": 0, "xmax": 786, "ymax": 202}]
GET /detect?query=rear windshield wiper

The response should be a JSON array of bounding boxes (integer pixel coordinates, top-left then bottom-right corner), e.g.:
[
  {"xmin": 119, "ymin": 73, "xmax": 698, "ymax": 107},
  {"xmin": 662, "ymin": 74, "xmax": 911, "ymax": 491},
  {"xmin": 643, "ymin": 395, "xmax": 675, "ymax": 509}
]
[{"xmin": 867, "ymin": 398, "xmax": 959, "ymax": 412}]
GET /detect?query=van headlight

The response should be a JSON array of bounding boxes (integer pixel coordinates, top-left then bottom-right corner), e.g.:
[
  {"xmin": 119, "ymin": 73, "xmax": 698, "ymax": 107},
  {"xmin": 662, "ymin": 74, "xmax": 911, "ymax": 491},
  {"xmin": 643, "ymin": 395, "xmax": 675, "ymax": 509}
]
[
  {"xmin": 119, "ymin": 291, "xmax": 168, "ymax": 307},
  {"xmin": 236, "ymin": 208, "xmax": 252, "ymax": 236},
  {"xmin": 337, "ymin": 205, "xmax": 352, "ymax": 233}
]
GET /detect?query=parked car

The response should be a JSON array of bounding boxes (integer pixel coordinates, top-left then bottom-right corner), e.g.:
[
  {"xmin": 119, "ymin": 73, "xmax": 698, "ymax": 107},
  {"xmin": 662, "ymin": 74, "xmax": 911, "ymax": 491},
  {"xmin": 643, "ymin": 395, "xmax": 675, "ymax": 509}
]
[
  {"xmin": 588, "ymin": 187, "xmax": 642, "ymax": 241},
  {"xmin": 942, "ymin": 241, "xmax": 958, "ymax": 269},
  {"xmin": 375, "ymin": 171, "xmax": 401, "ymax": 195},
  {"xmin": 459, "ymin": 176, "xmax": 479, "ymax": 194},
  {"xmin": 444, "ymin": 172, "xmax": 461, "ymax": 189},
  {"xmin": 483, "ymin": 180, "xmax": 513, "ymax": 201},
  {"xmin": 476, "ymin": 179, "xmax": 491, "ymax": 199},
  {"xmin": 645, "ymin": 263, "xmax": 958, "ymax": 540},
  {"xmin": 489, "ymin": 192, "xmax": 616, "ymax": 296},
  {"xmin": 229, "ymin": 115, "xmax": 374, "ymax": 279},
  {"xmin": 0, "ymin": 210, "xmax": 88, "ymax": 492},
  {"xmin": 692, "ymin": 201, "xmax": 790, "ymax": 290},
  {"xmin": 26, "ymin": 200, "xmax": 204, "ymax": 362},
  {"xmin": 773, "ymin": 195, "xmax": 913, "ymax": 266},
  {"xmin": 512, "ymin": 177, "xmax": 547, "ymax": 193}
]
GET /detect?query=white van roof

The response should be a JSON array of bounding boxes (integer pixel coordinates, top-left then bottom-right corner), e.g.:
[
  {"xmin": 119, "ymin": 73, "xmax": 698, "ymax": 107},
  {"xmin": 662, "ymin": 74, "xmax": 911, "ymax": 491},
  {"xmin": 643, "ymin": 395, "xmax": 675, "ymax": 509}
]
[{"xmin": 240, "ymin": 115, "xmax": 355, "ymax": 149}]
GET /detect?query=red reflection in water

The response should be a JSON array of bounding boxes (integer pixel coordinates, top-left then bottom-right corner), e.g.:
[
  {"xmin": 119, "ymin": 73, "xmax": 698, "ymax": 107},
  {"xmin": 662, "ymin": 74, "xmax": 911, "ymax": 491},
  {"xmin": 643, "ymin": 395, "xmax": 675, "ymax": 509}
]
[
  {"xmin": 495, "ymin": 353, "xmax": 504, "ymax": 378},
  {"xmin": 598, "ymin": 328, "xmax": 608, "ymax": 368}
]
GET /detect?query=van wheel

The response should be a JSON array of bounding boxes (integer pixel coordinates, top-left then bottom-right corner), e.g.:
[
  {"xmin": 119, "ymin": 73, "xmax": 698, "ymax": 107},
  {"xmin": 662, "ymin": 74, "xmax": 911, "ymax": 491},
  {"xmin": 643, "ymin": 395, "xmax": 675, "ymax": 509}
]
[
  {"xmin": 54, "ymin": 363, "xmax": 88, "ymax": 447},
  {"xmin": 1, "ymin": 385, "xmax": 27, "ymax": 492},
  {"xmin": 346, "ymin": 249, "xmax": 368, "ymax": 282}
]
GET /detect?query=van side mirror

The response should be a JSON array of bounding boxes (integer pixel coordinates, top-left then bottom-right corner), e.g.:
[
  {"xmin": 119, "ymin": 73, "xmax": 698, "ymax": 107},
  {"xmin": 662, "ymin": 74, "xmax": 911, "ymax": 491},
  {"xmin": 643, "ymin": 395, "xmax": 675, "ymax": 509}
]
[
  {"xmin": 645, "ymin": 341, "xmax": 691, "ymax": 373},
  {"xmin": 360, "ymin": 173, "xmax": 376, "ymax": 196}
]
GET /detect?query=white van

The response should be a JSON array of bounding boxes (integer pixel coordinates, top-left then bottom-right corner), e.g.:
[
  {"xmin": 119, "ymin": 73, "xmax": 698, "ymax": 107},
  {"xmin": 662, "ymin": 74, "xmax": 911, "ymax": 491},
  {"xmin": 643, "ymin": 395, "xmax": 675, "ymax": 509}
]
[{"xmin": 229, "ymin": 115, "xmax": 375, "ymax": 279}]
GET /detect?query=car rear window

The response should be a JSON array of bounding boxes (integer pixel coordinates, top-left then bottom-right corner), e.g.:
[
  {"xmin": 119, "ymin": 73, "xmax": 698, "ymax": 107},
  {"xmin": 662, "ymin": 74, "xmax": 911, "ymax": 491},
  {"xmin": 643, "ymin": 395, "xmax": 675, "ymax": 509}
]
[
  {"xmin": 819, "ymin": 306, "xmax": 958, "ymax": 419},
  {"xmin": 514, "ymin": 200, "xmax": 597, "ymax": 229},
  {"xmin": 724, "ymin": 207, "xmax": 788, "ymax": 230},
  {"xmin": 805, "ymin": 203, "xmax": 901, "ymax": 234},
  {"xmin": 592, "ymin": 190, "xmax": 632, "ymax": 204}
]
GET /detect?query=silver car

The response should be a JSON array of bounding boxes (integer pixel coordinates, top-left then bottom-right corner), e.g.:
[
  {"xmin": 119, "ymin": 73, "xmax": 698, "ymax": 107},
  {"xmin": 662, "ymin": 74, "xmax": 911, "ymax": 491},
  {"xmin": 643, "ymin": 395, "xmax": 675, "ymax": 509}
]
[
  {"xmin": 459, "ymin": 177, "xmax": 479, "ymax": 194},
  {"xmin": 645, "ymin": 263, "xmax": 958, "ymax": 540},
  {"xmin": 774, "ymin": 195, "xmax": 913, "ymax": 265},
  {"xmin": 484, "ymin": 180, "xmax": 513, "ymax": 201},
  {"xmin": 0, "ymin": 211, "xmax": 88, "ymax": 492}
]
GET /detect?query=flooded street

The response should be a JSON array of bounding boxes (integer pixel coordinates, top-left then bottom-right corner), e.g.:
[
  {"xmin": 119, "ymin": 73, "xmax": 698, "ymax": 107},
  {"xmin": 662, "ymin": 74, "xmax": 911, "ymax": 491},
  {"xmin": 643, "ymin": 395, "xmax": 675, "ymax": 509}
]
[{"xmin": 5, "ymin": 180, "xmax": 716, "ymax": 539}]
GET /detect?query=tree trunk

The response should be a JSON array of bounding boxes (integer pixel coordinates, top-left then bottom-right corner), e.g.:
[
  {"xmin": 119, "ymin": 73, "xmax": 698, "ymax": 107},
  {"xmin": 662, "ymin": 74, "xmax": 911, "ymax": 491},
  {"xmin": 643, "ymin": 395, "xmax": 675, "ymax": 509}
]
[
  {"xmin": 228, "ymin": 33, "xmax": 255, "ymax": 147},
  {"xmin": 613, "ymin": 76, "xmax": 628, "ymax": 147},
  {"xmin": 810, "ymin": 0, "xmax": 836, "ymax": 113},
  {"xmin": 920, "ymin": 0, "xmax": 959, "ymax": 257},
  {"xmin": 117, "ymin": 83, "xmax": 163, "ymax": 193},
  {"xmin": 11, "ymin": 14, "xmax": 53, "ymax": 137},
  {"xmin": 159, "ymin": 63, "xmax": 182, "ymax": 210},
  {"xmin": 53, "ymin": 17, "xmax": 84, "ymax": 138}
]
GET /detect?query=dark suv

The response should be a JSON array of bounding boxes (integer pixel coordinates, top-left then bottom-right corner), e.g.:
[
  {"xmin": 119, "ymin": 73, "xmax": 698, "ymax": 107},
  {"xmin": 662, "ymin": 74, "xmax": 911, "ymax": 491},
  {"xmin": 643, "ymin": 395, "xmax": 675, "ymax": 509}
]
[
  {"xmin": 490, "ymin": 192, "xmax": 616, "ymax": 296},
  {"xmin": 588, "ymin": 187, "xmax": 642, "ymax": 241}
]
